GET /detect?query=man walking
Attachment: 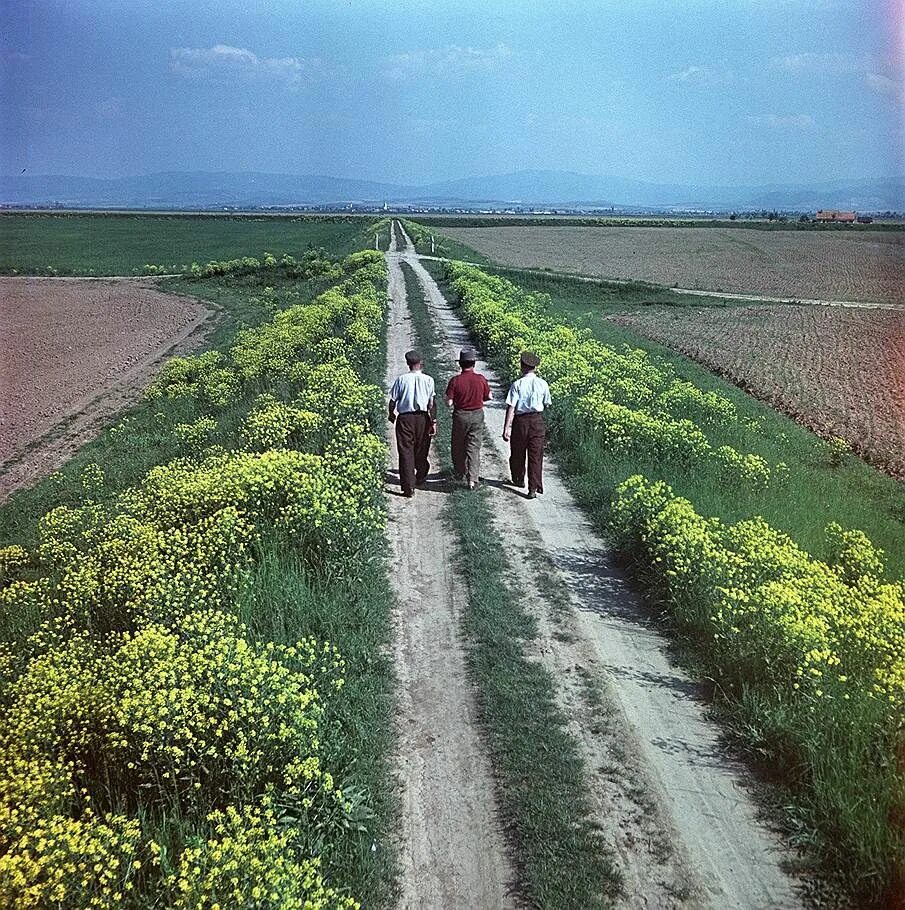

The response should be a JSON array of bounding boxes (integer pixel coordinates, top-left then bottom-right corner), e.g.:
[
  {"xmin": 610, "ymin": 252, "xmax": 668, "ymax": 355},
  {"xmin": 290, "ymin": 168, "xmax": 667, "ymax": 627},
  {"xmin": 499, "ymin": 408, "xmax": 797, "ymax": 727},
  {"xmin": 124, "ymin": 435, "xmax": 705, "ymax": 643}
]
[
  {"xmin": 445, "ymin": 348, "xmax": 491, "ymax": 490},
  {"xmin": 502, "ymin": 351, "xmax": 551, "ymax": 499},
  {"xmin": 388, "ymin": 350, "xmax": 437, "ymax": 497}
]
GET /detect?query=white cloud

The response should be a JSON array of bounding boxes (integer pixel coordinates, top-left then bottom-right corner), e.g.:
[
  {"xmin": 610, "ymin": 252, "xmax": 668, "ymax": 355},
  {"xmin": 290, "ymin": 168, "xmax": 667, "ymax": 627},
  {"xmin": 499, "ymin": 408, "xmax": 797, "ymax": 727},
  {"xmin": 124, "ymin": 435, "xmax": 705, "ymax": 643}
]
[
  {"xmin": 865, "ymin": 71, "xmax": 900, "ymax": 96},
  {"xmin": 747, "ymin": 113, "xmax": 816, "ymax": 129},
  {"xmin": 95, "ymin": 96, "xmax": 124, "ymax": 118},
  {"xmin": 170, "ymin": 44, "xmax": 315, "ymax": 88},
  {"xmin": 384, "ymin": 43, "xmax": 511, "ymax": 80},
  {"xmin": 666, "ymin": 65, "xmax": 733, "ymax": 86},
  {"xmin": 770, "ymin": 51, "xmax": 870, "ymax": 73}
]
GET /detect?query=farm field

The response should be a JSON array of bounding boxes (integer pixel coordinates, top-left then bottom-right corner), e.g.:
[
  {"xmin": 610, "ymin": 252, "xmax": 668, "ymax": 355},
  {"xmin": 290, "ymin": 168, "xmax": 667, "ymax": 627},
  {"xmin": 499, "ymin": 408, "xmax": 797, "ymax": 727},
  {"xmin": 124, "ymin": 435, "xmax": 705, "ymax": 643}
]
[
  {"xmin": 0, "ymin": 277, "xmax": 210, "ymax": 499},
  {"xmin": 439, "ymin": 224, "xmax": 905, "ymax": 303},
  {"xmin": 0, "ymin": 212, "xmax": 368, "ymax": 276},
  {"xmin": 609, "ymin": 302, "xmax": 905, "ymax": 477},
  {"xmin": 425, "ymin": 248, "xmax": 905, "ymax": 904},
  {"xmin": 1, "ymin": 215, "xmax": 903, "ymax": 908}
]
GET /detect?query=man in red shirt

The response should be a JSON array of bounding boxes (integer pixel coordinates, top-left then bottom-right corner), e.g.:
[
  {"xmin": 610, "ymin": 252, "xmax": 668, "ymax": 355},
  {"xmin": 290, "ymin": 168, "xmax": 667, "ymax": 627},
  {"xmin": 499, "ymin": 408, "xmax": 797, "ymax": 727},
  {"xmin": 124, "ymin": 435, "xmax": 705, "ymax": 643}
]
[{"xmin": 445, "ymin": 348, "xmax": 491, "ymax": 489}]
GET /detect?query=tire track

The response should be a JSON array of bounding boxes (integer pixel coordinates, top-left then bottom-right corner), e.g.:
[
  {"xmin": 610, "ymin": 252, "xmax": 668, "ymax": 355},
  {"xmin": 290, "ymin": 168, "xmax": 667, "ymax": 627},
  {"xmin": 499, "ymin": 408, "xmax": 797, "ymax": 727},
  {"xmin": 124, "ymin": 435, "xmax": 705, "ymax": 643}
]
[
  {"xmin": 399, "ymin": 222, "xmax": 804, "ymax": 909},
  {"xmin": 384, "ymin": 228, "xmax": 516, "ymax": 909}
]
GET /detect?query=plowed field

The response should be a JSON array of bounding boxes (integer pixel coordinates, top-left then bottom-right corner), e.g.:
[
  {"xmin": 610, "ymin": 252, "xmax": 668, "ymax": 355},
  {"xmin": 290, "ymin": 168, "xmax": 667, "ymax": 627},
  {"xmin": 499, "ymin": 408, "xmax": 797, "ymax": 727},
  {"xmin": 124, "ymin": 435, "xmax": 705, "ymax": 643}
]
[
  {"xmin": 0, "ymin": 277, "xmax": 210, "ymax": 497},
  {"xmin": 441, "ymin": 225, "xmax": 905, "ymax": 303},
  {"xmin": 609, "ymin": 303, "xmax": 905, "ymax": 476}
]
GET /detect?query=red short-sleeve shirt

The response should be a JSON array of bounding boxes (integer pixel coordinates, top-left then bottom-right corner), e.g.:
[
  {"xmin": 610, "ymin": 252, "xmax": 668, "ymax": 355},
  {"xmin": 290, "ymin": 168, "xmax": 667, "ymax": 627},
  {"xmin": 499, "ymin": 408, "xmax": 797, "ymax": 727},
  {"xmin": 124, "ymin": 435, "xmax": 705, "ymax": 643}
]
[{"xmin": 445, "ymin": 370, "xmax": 491, "ymax": 410}]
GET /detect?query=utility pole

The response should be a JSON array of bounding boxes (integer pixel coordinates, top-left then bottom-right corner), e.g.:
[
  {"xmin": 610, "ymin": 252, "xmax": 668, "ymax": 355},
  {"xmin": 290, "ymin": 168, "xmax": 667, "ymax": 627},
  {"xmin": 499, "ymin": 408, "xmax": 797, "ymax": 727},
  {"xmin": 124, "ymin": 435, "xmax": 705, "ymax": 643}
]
[
  {"xmin": 431, "ymin": 234, "xmax": 435, "ymax": 254},
  {"xmin": 375, "ymin": 233, "xmax": 379, "ymax": 250}
]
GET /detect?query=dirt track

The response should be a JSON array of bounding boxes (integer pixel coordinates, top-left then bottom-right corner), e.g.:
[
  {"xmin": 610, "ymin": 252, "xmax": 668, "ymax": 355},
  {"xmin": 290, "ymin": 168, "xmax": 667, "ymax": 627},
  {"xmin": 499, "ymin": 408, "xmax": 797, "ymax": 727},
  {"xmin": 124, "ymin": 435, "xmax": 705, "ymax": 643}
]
[
  {"xmin": 0, "ymin": 277, "xmax": 211, "ymax": 499},
  {"xmin": 390, "ymin": 223, "xmax": 803, "ymax": 908},
  {"xmin": 384, "ymin": 230, "xmax": 516, "ymax": 907}
]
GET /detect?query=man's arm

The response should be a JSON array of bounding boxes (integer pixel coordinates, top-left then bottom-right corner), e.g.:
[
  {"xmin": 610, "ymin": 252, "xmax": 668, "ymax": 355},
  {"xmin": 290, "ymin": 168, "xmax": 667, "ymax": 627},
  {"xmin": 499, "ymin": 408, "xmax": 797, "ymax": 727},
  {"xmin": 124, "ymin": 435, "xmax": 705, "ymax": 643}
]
[
  {"xmin": 445, "ymin": 376, "xmax": 455, "ymax": 408},
  {"xmin": 502, "ymin": 404, "xmax": 515, "ymax": 441},
  {"xmin": 482, "ymin": 376, "xmax": 491, "ymax": 401},
  {"xmin": 387, "ymin": 399, "xmax": 397, "ymax": 423}
]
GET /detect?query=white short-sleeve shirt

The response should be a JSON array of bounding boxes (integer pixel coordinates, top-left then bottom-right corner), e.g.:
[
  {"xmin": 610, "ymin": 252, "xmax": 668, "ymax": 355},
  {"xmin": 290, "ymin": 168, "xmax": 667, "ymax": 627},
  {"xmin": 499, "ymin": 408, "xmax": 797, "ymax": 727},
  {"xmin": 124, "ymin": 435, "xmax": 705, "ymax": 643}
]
[
  {"xmin": 390, "ymin": 370, "xmax": 436, "ymax": 414},
  {"xmin": 506, "ymin": 373, "xmax": 551, "ymax": 414}
]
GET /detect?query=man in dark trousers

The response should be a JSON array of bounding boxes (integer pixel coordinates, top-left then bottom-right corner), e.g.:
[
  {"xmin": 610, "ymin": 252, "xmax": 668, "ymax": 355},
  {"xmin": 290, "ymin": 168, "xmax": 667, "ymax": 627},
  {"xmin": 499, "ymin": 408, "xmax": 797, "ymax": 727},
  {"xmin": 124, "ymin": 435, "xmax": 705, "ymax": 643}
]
[
  {"xmin": 445, "ymin": 348, "xmax": 491, "ymax": 490},
  {"xmin": 502, "ymin": 351, "xmax": 551, "ymax": 499},
  {"xmin": 388, "ymin": 350, "xmax": 437, "ymax": 497}
]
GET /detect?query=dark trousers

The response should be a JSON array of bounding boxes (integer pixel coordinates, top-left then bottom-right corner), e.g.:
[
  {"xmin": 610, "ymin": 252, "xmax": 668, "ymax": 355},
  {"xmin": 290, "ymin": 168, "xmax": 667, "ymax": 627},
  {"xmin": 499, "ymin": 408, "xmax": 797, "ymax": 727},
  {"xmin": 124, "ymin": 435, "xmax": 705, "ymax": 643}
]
[
  {"xmin": 451, "ymin": 408, "xmax": 484, "ymax": 483},
  {"xmin": 509, "ymin": 411, "xmax": 545, "ymax": 492},
  {"xmin": 396, "ymin": 412, "xmax": 431, "ymax": 494}
]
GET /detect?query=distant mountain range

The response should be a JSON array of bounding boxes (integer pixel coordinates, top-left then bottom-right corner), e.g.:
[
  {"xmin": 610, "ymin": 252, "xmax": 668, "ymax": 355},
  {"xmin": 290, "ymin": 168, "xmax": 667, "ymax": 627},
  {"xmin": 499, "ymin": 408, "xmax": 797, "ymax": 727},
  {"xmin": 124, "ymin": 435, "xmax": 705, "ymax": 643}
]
[{"xmin": 2, "ymin": 169, "xmax": 903, "ymax": 212}]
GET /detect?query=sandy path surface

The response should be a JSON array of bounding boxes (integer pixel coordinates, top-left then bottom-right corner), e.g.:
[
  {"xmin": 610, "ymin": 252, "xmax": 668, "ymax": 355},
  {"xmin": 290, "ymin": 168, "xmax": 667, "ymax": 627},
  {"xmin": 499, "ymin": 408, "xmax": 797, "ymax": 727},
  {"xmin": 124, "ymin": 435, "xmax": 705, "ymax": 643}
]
[
  {"xmin": 384, "ymin": 228, "xmax": 516, "ymax": 908},
  {"xmin": 0, "ymin": 277, "xmax": 211, "ymax": 500},
  {"xmin": 398, "ymin": 224, "xmax": 803, "ymax": 908}
]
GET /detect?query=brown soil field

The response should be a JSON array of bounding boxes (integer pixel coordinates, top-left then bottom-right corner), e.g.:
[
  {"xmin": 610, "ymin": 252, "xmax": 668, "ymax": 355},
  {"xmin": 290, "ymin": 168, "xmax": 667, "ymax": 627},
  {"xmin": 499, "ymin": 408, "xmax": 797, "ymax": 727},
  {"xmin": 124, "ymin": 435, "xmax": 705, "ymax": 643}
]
[
  {"xmin": 608, "ymin": 303, "xmax": 905, "ymax": 476},
  {"xmin": 441, "ymin": 226, "xmax": 905, "ymax": 303},
  {"xmin": 0, "ymin": 278, "xmax": 211, "ymax": 499}
]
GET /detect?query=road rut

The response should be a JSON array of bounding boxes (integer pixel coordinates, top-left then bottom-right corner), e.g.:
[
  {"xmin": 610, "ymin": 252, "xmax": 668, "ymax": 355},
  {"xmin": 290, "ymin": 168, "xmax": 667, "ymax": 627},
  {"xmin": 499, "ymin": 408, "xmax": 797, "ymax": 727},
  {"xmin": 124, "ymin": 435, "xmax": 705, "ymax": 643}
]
[
  {"xmin": 384, "ymin": 227, "xmax": 516, "ymax": 909},
  {"xmin": 397, "ymin": 223, "xmax": 803, "ymax": 909}
]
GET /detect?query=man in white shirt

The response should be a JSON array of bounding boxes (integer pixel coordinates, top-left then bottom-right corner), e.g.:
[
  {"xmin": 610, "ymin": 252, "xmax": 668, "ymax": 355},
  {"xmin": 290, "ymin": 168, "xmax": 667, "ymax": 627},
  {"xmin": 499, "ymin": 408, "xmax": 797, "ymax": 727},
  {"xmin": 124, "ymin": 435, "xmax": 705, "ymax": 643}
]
[
  {"xmin": 502, "ymin": 351, "xmax": 551, "ymax": 499},
  {"xmin": 388, "ymin": 349, "xmax": 437, "ymax": 497}
]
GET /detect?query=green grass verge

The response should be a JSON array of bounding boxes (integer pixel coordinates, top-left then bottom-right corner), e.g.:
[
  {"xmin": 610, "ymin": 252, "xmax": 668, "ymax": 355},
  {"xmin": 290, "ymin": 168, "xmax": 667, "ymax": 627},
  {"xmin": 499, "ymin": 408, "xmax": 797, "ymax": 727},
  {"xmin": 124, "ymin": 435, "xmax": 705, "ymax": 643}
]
[
  {"xmin": 399, "ymin": 258, "xmax": 621, "ymax": 909},
  {"xmin": 425, "ymin": 257, "xmax": 905, "ymax": 907},
  {"xmin": 0, "ymin": 212, "xmax": 373, "ymax": 275},
  {"xmin": 0, "ymin": 247, "xmax": 398, "ymax": 906},
  {"xmin": 422, "ymin": 259, "xmax": 905, "ymax": 582}
]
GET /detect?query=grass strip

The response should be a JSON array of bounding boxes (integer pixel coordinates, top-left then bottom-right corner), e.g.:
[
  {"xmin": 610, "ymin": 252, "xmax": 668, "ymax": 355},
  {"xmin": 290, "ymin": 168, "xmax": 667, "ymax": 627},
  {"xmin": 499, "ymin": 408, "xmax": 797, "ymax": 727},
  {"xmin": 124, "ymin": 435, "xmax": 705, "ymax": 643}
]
[
  {"xmin": 399, "ymin": 257, "xmax": 621, "ymax": 909},
  {"xmin": 424, "ymin": 255, "xmax": 904, "ymax": 906},
  {"xmin": 0, "ymin": 246, "xmax": 398, "ymax": 907}
]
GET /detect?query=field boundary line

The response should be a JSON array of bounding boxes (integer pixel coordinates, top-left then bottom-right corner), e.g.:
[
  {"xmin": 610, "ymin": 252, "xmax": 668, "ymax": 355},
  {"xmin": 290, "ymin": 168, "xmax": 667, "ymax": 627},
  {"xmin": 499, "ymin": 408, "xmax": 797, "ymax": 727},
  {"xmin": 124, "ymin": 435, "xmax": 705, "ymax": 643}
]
[{"xmin": 416, "ymin": 254, "xmax": 901, "ymax": 310}]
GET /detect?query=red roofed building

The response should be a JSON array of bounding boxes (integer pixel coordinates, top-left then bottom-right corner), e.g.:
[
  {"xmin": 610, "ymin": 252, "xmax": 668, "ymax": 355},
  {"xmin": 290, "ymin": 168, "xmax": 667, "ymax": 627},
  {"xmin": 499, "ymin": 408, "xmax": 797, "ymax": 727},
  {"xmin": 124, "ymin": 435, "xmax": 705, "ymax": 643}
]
[{"xmin": 815, "ymin": 210, "xmax": 857, "ymax": 222}]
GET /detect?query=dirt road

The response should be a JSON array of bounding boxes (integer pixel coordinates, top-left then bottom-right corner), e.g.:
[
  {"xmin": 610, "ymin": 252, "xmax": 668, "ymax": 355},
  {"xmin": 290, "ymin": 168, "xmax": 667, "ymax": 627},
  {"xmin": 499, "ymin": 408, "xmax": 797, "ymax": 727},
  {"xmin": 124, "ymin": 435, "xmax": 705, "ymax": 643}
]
[
  {"xmin": 0, "ymin": 277, "xmax": 211, "ymax": 500},
  {"xmin": 391, "ymin": 223, "xmax": 802, "ymax": 908},
  {"xmin": 384, "ymin": 227, "xmax": 516, "ymax": 908},
  {"xmin": 417, "ymin": 254, "xmax": 899, "ymax": 310}
]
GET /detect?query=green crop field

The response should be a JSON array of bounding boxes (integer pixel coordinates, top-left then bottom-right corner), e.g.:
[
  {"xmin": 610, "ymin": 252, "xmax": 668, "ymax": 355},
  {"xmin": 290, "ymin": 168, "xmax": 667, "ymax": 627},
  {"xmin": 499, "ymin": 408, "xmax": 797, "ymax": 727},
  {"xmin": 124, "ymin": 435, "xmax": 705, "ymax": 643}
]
[{"xmin": 0, "ymin": 212, "xmax": 371, "ymax": 276}]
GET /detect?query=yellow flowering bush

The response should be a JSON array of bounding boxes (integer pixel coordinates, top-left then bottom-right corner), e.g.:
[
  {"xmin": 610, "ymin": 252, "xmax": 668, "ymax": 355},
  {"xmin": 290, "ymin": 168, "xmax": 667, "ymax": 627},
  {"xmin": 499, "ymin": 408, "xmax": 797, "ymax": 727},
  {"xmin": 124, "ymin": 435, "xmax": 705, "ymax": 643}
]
[
  {"xmin": 445, "ymin": 262, "xmax": 784, "ymax": 489},
  {"xmin": 164, "ymin": 804, "xmax": 358, "ymax": 910},
  {"xmin": 174, "ymin": 416, "xmax": 219, "ymax": 452},
  {"xmin": 148, "ymin": 351, "xmax": 240, "ymax": 408},
  {"xmin": 611, "ymin": 475, "xmax": 905, "ymax": 707},
  {"xmin": 0, "ymin": 250, "xmax": 388, "ymax": 907},
  {"xmin": 0, "ymin": 546, "xmax": 28, "ymax": 588},
  {"xmin": 243, "ymin": 394, "xmax": 322, "ymax": 450}
]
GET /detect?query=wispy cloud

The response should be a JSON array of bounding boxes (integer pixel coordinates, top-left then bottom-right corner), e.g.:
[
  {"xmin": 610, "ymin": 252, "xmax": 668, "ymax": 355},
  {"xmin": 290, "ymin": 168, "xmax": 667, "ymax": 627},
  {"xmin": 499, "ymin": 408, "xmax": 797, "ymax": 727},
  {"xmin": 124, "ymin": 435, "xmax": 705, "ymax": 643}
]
[
  {"xmin": 383, "ymin": 43, "xmax": 511, "ymax": 80},
  {"xmin": 666, "ymin": 65, "xmax": 733, "ymax": 86},
  {"xmin": 771, "ymin": 51, "xmax": 902, "ymax": 97},
  {"xmin": 170, "ymin": 44, "xmax": 316, "ymax": 89},
  {"xmin": 865, "ymin": 71, "xmax": 901, "ymax": 96},
  {"xmin": 747, "ymin": 113, "xmax": 816, "ymax": 129},
  {"xmin": 770, "ymin": 51, "xmax": 869, "ymax": 73}
]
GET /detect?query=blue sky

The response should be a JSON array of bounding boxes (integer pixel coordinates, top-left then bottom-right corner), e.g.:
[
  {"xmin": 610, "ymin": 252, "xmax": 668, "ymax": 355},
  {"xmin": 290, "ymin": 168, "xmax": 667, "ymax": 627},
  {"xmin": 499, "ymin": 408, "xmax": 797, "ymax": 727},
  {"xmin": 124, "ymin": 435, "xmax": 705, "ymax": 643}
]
[{"xmin": 1, "ymin": 0, "xmax": 902, "ymax": 186}]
